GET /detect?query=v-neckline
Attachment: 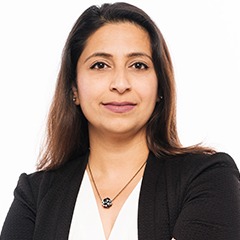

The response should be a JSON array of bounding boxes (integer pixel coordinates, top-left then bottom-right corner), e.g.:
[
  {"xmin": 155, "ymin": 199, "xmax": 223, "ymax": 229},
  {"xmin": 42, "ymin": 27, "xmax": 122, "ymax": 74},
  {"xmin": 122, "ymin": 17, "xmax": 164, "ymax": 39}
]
[
  {"xmin": 68, "ymin": 169, "xmax": 142, "ymax": 240},
  {"xmin": 86, "ymin": 171, "xmax": 142, "ymax": 239}
]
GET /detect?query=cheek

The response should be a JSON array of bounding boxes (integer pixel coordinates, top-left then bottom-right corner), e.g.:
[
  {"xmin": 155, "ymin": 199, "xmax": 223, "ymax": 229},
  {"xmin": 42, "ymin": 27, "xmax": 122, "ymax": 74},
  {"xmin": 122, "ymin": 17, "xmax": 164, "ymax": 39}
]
[
  {"xmin": 139, "ymin": 79, "xmax": 158, "ymax": 103},
  {"xmin": 77, "ymin": 78, "xmax": 105, "ymax": 106},
  {"xmin": 77, "ymin": 85, "xmax": 90, "ymax": 103},
  {"xmin": 77, "ymin": 85, "xmax": 94, "ymax": 120},
  {"xmin": 76, "ymin": 74, "xmax": 93, "ymax": 101}
]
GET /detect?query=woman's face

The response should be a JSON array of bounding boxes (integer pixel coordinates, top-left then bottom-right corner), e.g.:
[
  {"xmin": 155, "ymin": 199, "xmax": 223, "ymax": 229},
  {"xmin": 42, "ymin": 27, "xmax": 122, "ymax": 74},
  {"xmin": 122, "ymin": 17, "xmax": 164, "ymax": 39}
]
[{"xmin": 74, "ymin": 22, "xmax": 158, "ymax": 137}]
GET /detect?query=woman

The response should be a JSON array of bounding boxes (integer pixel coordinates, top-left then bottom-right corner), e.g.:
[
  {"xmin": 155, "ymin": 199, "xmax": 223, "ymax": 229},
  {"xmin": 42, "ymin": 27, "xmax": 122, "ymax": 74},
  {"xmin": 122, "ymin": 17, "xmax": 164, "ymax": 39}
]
[{"xmin": 1, "ymin": 2, "xmax": 239, "ymax": 240}]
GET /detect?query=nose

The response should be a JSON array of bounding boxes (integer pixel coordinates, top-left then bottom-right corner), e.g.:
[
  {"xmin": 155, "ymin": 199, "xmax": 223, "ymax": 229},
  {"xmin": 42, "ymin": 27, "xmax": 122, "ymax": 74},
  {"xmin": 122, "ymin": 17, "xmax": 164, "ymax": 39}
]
[{"xmin": 109, "ymin": 69, "xmax": 131, "ymax": 94}]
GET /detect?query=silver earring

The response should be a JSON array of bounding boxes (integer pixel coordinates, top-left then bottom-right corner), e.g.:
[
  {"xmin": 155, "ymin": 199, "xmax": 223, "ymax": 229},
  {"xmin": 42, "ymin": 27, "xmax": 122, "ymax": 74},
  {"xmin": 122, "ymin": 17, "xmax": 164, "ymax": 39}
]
[
  {"xmin": 157, "ymin": 96, "xmax": 163, "ymax": 102},
  {"xmin": 73, "ymin": 97, "xmax": 76, "ymax": 102}
]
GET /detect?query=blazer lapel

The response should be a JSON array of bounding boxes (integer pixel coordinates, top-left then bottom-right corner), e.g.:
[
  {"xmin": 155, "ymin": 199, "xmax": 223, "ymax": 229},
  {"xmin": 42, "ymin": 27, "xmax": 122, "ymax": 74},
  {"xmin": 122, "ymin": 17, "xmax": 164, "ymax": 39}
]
[
  {"xmin": 54, "ymin": 155, "xmax": 88, "ymax": 239},
  {"xmin": 138, "ymin": 153, "xmax": 171, "ymax": 240},
  {"xmin": 33, "ymin": 153, "xmax": 88, "ymax": 240}
]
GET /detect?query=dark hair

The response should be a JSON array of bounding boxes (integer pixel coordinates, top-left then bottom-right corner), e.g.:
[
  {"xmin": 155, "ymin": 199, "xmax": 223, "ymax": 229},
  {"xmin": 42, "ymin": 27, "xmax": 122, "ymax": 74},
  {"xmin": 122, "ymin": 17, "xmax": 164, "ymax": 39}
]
[{"xmin": 37, "ymin": 2, "xmax": 214, "ymax": 170}]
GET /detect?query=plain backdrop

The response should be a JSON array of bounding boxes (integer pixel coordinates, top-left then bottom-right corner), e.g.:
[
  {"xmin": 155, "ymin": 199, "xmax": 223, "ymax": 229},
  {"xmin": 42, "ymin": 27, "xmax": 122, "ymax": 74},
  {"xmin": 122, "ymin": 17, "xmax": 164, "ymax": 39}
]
[{"xmin": 0, "ymin": 0, "xmax": 239, "ymax": 229}]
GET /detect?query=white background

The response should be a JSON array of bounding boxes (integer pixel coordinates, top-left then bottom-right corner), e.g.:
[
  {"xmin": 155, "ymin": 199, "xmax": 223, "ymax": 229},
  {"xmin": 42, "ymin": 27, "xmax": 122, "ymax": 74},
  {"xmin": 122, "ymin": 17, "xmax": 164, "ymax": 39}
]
[{"xmin": 0, "ymin": 0, "xmax": 239, "ymax": 229}]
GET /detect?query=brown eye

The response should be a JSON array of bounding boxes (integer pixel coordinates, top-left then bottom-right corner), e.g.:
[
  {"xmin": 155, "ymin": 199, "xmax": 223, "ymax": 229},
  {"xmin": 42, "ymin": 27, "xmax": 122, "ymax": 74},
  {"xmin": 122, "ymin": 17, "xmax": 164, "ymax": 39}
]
[
  {"xmin": 90, "ymin": 62, "xmax": 108, "ymax": 69},
  {"xmin": 132, "ymin": 62, "xmax": 149, "ymax": 70}
]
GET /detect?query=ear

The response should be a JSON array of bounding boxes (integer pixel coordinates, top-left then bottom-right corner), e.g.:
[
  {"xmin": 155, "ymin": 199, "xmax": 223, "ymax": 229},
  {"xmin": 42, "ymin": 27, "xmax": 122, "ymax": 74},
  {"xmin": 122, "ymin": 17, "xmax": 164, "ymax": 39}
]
[{"xmin": 72, "ymin": 86, "xmax": 80, "ymax": 105}]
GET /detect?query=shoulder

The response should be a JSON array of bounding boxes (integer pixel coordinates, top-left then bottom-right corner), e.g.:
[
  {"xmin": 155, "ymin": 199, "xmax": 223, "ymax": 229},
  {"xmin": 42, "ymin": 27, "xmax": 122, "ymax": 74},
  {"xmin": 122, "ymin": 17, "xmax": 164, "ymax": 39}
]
[
  {"xmin": 158, "ymin": 152, "xmax": 239, "ymax": 200},
  {"xmin": 162, "ymin": 151, "xmax": 239, "ymax": 200},
  {"xmin": 14, "ymin": 154, "xmax": 88, "ymax": 207},
  {"xmin": 164, "ymin": 151, "xmax": 239, "ymax": 176},
  {"xmin": 184, "ymin": 151, "xmax": 237, "ymax": 167},
  {"xmin": 146, "ymin": 151, "xmax": 239, "ymax": 182}
]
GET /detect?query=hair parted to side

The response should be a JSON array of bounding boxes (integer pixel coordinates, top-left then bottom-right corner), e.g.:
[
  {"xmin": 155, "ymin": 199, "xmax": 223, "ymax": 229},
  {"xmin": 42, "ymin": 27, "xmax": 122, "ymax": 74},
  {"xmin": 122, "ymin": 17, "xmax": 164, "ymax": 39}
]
[{"xmin": 37, "ymin": 2, "xmax": 214, "ymax": 170}]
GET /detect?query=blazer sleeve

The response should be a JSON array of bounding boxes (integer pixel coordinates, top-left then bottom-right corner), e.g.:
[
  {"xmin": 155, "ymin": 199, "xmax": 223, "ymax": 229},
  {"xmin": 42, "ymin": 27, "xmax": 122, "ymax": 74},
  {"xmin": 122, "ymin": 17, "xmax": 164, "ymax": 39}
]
[
  {"xmin": 172, "ymin": 153, "xmax": 240, "ymax": 240},
  {"xmin": 1, "ymin": 173, "xmax": 38, "ymax": 240}
]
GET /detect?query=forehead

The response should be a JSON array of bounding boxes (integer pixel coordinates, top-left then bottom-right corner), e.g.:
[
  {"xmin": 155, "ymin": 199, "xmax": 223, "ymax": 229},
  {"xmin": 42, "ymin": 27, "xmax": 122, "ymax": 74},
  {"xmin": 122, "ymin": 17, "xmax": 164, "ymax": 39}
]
[{"xmin": 82, "ymin": 22, "xmax": 151, "ymax": 55}]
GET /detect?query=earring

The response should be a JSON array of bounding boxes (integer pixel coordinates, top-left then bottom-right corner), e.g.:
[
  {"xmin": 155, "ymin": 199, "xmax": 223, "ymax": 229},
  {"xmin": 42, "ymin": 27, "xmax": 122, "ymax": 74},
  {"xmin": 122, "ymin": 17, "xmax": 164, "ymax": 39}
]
[
  {"xmin": 73, "ymin": 96, "xmax": 76, "ymax": 102},
  {"xmin": 157, "ymin": 96, "xmax": 163, "ymax": 102}
]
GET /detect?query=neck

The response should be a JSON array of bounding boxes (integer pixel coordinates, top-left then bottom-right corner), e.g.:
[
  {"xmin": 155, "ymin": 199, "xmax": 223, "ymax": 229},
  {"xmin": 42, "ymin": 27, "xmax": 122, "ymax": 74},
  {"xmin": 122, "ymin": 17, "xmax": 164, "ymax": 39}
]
[{"xmin": 88, "ymin": 128, "xmax": 149, "ymax": 175}]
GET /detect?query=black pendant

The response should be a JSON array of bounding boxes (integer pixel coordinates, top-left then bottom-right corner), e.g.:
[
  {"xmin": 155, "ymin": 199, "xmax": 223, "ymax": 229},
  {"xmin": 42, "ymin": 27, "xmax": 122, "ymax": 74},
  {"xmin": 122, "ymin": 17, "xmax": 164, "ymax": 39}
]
[{"xmin": 102, "ymin": 197, "xmax": 112, "ymax": 208}]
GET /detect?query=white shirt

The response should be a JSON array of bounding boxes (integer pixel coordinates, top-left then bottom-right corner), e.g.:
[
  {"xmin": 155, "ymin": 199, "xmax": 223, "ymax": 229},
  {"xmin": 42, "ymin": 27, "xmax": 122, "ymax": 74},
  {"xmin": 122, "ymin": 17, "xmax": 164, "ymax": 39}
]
[{"xmin": 68, "ymin": 171, "xmax": 142, "ymax": 240}]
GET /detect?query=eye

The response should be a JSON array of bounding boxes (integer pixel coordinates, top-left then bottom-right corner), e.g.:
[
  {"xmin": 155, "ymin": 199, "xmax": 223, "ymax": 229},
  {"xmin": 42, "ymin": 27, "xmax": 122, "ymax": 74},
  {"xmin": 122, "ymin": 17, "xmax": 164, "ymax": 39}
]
[
  {"xmin": 90, "ymin": 62, "xmax": 109, "ymax": 70},
  {"xmin": 131, "ymin": 62, "xmax": 149, "ymax": 70}
]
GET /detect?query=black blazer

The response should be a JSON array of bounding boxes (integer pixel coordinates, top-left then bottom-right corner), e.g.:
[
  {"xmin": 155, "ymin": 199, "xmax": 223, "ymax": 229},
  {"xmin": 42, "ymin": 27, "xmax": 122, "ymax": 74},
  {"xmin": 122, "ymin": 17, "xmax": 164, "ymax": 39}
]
[{"xmin": 1, "ymin": 152, "xmax": 240, "ymax": 240}]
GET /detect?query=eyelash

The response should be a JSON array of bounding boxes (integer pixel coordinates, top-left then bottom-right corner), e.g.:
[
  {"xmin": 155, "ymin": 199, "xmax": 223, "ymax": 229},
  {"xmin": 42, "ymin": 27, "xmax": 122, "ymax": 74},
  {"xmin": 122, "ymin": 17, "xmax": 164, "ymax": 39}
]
[
  {"xmin": 89, "ymin": 61, "xmax": 149, "ymax": 70},
  {"xmin": 90, "ymin": 62, "xmax": 109, "ymax": 70},
  {"xmin": 131, "ymin": 62, "xmax": 149, "ymax": 70}
]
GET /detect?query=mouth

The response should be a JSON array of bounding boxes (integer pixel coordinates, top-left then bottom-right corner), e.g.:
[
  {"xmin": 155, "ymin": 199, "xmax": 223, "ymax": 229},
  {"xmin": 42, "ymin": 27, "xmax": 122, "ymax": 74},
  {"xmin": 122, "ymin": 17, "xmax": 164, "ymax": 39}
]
[{"xmin": 102, "ymin": 101, "xmax": 137, "ymax": 113}]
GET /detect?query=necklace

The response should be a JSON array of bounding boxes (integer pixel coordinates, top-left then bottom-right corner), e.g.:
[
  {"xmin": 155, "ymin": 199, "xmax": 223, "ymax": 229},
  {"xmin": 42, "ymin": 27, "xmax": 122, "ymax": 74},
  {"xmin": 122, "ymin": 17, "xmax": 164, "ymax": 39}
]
[{"xmin": 88, "ymin": 160, "xmax": 147, "ymax": 209}]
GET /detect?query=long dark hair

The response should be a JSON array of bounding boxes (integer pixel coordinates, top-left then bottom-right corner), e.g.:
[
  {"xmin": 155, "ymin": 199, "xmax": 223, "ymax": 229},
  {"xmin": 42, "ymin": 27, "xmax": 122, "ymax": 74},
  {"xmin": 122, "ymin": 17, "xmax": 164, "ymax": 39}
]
[{"xmin": 37, "ymin": 2, "xmax": 213, "ymax": 170}]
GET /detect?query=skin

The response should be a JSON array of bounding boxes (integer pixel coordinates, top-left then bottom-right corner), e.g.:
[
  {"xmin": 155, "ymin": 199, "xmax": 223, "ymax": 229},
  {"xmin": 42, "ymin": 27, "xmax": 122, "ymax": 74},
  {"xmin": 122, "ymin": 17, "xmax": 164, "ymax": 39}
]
[{"xmin": 73, "ymin": 22, "xmax": 158, "ymax": 239}]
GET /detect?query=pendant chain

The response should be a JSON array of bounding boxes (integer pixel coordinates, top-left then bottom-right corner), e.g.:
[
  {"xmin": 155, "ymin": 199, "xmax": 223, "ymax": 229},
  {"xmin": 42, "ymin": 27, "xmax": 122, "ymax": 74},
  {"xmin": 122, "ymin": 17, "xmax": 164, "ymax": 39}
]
[{"xmin": 88, "ymin": 160, "xmax": 147, "ymax": 208}]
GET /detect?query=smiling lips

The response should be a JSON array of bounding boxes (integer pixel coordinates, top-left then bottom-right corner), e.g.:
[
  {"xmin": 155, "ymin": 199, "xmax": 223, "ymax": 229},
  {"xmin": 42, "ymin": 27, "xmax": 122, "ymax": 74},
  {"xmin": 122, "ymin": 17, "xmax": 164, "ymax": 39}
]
[{"xmin": 102, "ymin": 102, "xmax": 137, "ymax": 113}]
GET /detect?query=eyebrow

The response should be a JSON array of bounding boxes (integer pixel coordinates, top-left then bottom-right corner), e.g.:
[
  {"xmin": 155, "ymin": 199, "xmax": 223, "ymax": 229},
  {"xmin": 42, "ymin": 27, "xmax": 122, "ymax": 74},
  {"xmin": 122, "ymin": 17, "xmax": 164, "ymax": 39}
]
[
  {"xmin": 84, "ymin": 52, "xmax": 152, "ymax": 63},
  {"xmin": 127, "ymin": 52, "xmax": 152, "ymax": 61},
  {"xmin": 84, "ymin": 52, "xmax": 112, "ymax": 63}
]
